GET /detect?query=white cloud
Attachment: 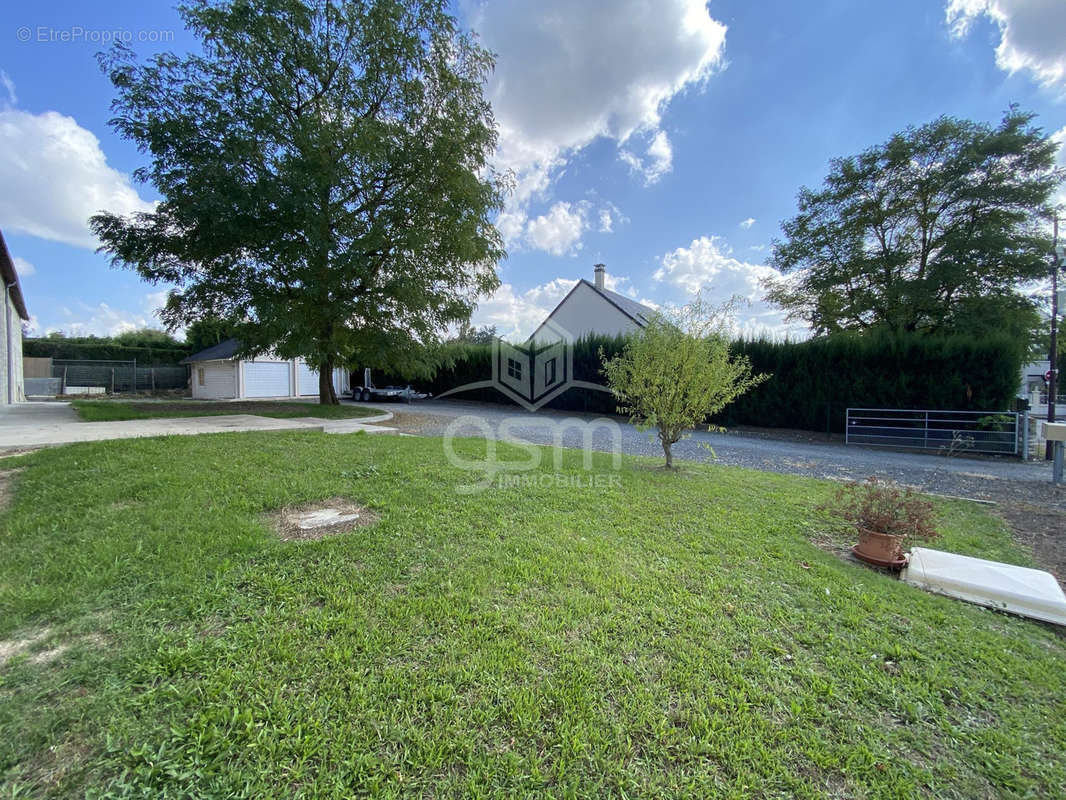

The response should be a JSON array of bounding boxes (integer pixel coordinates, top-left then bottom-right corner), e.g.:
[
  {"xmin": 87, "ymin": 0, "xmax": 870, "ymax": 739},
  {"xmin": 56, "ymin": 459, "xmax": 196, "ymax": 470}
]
[
  {"xmin": 468, "ymin": 281, "xmax": 557, "ymax": 340},
  {"xmin": 42, "ymin": 291, "xmax": 169, "ymax": 337},
  {"xmin": 525, "ymin": 201, "xmax": 588, "ymax": 256},
  {"xmin": 471, "ymin": 0, "xmax": 727, "ymax": 248},
  {"xmin": 739, "ymin": 217, "xmax": 755, "ymax": 229},
  {"xmin": 620, "ymin": 130, "xmax": 674, "ymax": 185},
  {"xmin": 505, "ymin": 198, "xmax": 626, "ymax": 255},
  {"xmin": 523, "ymin": 277, "xmax": 578, "ymax": 307},
  {"xmin": 0, "ymin": 109, "xmax": 156, "ymax": 250},
  {"xmin": 0, "ymin": 71, "xmax": 16, "ymax": 107},
  {"xmin": 12, "ymin": 256, "xmax": 35, "ymax": 277},
  {"xmin": 1052, "ymin": 125, "xmax": 1066, "ymax": 211},
  {"xmin": 469, "ymin": 268, "xmax": 650, "ymax": 339},
  {"xmin": 947, "ymin": 0, "xmax": 1066, "ymax": 88},
  {"xmin": 653, "ymin": 235, "xmax": 807, "ymax": 338}
]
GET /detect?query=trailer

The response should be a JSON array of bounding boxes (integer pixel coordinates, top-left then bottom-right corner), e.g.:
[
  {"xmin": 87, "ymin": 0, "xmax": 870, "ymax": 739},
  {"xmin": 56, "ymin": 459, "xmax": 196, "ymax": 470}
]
[{"xmin": 351, "ymin": 368, "xmax": 430, "ymax": 403}]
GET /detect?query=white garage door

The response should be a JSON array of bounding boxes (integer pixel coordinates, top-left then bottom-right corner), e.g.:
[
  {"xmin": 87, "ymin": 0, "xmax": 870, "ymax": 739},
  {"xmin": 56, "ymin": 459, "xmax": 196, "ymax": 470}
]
[
  {"xmin": 243, "ymin": 362, "xmax": 291, "ymax": 397},
  {"xmin": 194, "ymin": 362, "xmax": 237, "ymax": 399},
  {"xmin": 297, "ymin": 362, "xmax": 349, "ymax": 396},
  {"xmin": 296, "ymin": 362, "xmax": 318, "ymax": 396}
]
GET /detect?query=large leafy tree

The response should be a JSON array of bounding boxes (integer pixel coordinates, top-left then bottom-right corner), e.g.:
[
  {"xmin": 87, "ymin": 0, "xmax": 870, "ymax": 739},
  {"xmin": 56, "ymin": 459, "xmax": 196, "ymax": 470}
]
[
  {"xmin": 766, "ymin": 109, "xmax": 1062, "ymax": 346},
  {"xmin": 92, "ymin": 0, "xmax": 504, "ymax": 403}
]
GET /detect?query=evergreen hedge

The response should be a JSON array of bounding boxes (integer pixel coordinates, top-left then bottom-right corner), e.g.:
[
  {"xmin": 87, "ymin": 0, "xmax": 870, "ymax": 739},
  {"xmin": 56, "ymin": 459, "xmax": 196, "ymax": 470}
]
[
  {"xmin": 24, "ymin": 339, "xmax": 192, "ymax": 365},
  {"xmin": 398, "ymin": 332, "xmax": 1022, "ymax": 434}
]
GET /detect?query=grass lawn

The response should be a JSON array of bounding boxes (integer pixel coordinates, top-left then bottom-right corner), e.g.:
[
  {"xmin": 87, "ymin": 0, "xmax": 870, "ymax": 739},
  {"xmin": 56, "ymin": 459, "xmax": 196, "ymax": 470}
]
[
  {"xmin": 0, "ymin": 432, "xmax": 1063, "ymax": 797},
  {"xmin": 71, "ymin": 399, "xmax": 379, "ymax": 422}
]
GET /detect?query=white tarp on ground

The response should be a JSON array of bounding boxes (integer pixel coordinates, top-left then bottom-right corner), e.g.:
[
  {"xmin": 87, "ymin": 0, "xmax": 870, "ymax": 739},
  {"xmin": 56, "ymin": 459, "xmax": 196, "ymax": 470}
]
[{"xmin": 902, "ymin": 547, "xmax": 1066, "ymax": 626}]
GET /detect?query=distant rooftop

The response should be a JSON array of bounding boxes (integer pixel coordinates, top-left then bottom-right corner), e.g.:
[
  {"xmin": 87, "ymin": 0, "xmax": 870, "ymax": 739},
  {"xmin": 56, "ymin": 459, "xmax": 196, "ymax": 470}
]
[
  {"xmin": 181, "ymin": 337, "xmax": 242, "ymax": 364},
  {"xmin": 0, "ymin": 230, "xmax": 30, "ymax": 321}
]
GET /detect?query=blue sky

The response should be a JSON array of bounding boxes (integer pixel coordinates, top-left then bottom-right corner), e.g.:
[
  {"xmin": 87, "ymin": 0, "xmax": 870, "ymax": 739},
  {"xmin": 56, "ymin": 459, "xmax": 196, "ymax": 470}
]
[{"xmin": 2, "ymin": 0, "xmax": 1066, "ymax": 340}]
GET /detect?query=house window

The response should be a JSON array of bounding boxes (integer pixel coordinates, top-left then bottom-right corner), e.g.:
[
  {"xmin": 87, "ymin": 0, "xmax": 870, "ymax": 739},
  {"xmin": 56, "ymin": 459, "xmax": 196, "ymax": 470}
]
[
  {"xmin": 507, "ymin": 357, "xmax": 522, "ymax": 380},
  {"xmin": 197, "ymin": 367, "xmax": 205, "ymax": 386},
  {"xmin": 543, "ymin": 357, "xmax": 557, "ymax": 386}
]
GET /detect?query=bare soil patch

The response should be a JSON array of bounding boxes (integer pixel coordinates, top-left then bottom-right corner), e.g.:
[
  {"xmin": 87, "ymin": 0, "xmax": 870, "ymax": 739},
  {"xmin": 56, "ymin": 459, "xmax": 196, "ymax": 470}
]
[
  {"xmin": 0, "ymin": 627, "xmax": 51, "ymax": 667},
  {"xmin": 0, "ymin": 468, "xmax": 22, "ymax": 512},
  {"xmin": 994, "ymin": 501, "xmax": 1066, "ymax": 581},
  {"xmin": 0, "ymin": 628, "xmax": 111, "ymax": 668},
  {"xmin": 6, "ymin": 735, "xmax": 95, "ymax": 795},
  {"xmin": 266, "ymin": 497, "xmax": 379, "ymax": 541}
]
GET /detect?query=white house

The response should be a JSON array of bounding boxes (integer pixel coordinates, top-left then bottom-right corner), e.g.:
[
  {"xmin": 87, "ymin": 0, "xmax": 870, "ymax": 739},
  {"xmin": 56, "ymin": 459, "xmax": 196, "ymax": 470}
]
[
  {"xmin": 529, "ymin": 264, "xmax": 655, "ymax": 343},
  {"xmin": 0, "ymin": 231, "xmax": 29, "ymax": 405},
  {"xmin": 1020, "ymin": 359, "xmax": 1063, "ymax": 416},
  {"xmin": 181, "ymin": 338, "xmax": 350, "ymax": 399}
]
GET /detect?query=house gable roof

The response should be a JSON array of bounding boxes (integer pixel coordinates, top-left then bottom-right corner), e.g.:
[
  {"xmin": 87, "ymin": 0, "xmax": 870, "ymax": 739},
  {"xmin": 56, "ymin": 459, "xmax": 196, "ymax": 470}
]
[
  {"xmin": 0, "ymin": 230, "xmax": 30, "ymax": 321},
  {"xmin": 528, "ymin": 279, "xmax": 656, "ymax": 341},
  {"xmin": 583, "ymin": 280, "xmax": 655, "ymax": 326},
  {"xmin": 181, "ymin": 337, "xmax": 242, "ymax": 364}
]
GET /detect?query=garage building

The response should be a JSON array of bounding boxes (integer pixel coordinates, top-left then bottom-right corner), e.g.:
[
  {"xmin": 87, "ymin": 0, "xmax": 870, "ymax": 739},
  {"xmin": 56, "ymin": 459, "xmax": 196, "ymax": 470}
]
[
  {"xmin": 0, "ymin": 230, "xmax": 30, "ymax": 405},
  {"xmin": 181, "ymin": 338, "xmax": 349, "ymax": 400}
]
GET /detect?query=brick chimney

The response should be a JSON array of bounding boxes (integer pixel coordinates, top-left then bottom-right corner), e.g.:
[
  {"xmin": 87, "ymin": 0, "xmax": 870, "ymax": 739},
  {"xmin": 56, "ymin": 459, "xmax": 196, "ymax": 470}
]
[{"xmin": 593, "ymin": 263, "xmax": 606, "ymax": 290}]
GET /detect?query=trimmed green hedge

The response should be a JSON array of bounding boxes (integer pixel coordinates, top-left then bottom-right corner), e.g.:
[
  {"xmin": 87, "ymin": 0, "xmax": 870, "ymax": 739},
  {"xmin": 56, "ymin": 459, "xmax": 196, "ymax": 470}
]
[
  {"xmin": 719, "ymin": 332, "xmax": 1021, "ymax": 432},
  {"xmin": 400, "ymin": 332, "xmax": 1022, "ymax": 433},
  {"xmin": 24, "ymin": 339, "xmax": 192, "ymax": 366}
]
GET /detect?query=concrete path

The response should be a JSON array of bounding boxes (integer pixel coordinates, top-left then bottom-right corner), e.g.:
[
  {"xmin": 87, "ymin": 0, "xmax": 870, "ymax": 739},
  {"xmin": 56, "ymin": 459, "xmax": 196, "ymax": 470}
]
[{"xmin": 0, "ymin": 402, "xmax": 396, "ymax": 450}]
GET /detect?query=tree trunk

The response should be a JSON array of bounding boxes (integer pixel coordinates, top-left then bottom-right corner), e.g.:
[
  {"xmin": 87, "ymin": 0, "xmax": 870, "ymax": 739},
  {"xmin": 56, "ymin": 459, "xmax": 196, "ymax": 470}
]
[
  {"xmin": 318, "ymin": 358, "xmax": 338, "ymax": 405},
  {"xmin": 661, "ymin": 437, "xmax": 673, "ymax": 469}
]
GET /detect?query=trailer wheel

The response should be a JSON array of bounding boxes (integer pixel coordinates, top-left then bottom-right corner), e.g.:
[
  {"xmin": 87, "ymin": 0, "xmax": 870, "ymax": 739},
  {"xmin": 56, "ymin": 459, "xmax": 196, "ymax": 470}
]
[{"xmin": 361, "ymin": 389, "xmax": 372, "ymax": 402}]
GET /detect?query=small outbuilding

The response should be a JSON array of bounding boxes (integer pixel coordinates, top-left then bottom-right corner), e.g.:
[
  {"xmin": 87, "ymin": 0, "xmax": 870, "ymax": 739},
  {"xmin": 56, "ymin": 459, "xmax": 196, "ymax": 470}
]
[
  {"xmin": 180, "ymin": 338, "xmax": 350, "ymax": 400},
  {"xmin": 0, "ymin": 230, "xmax": 30, "ymax": 405}
]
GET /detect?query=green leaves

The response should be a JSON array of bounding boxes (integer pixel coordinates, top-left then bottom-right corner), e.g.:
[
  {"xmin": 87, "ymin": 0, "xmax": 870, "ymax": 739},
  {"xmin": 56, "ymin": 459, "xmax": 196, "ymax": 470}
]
[
  {"xmin": 92, "ymin": 0, "xmax": 505, "ymax": 402},
  {"xmin": 601, "ymin": 298, "xmax": 769, "ymax": 467},
  {"xmin": 767, "ymin": 108, "xmax": 1062, "ymax": 346}
]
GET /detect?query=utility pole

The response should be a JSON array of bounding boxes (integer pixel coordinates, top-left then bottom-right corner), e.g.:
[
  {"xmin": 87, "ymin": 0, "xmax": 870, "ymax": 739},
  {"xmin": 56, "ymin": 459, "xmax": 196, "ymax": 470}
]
[{"xmin": 1048, "ymin": 217, "xmax": 1060, "ymax": 460}]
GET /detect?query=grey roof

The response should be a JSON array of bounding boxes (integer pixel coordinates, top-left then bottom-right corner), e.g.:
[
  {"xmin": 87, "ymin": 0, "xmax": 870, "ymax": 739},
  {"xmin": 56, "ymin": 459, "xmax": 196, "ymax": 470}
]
[
  {"xmin": 528, "ymin": 278, "xmax": 657, "ymax": 341},
  {"xmin": 0, "ymin": 230, "xmax": 30, "ymax": 321},
  {"xmin": 582, "ymin": 280, "xmax": 656, "ymax": 326},
  {"xmin": 181, "ymin": 337, "xmax": 242, "ymax": 364}
]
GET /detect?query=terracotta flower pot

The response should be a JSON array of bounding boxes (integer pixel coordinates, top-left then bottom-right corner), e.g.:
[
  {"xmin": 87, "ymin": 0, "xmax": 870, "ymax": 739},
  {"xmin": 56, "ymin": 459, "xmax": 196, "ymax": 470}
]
[{"xmin": 852, "ymin": 528, "xmax": 907, "ymax": 570}]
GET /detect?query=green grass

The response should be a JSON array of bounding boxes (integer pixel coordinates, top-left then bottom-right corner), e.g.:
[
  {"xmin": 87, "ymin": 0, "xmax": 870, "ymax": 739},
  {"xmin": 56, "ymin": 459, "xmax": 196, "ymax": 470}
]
[
  {"xmin": 0, "ymin": 432, "xmax": 1063, "ymax": 798},
  {"xmin": 71, "ymin": 399, "xmax": 379, "ymax": 422}
]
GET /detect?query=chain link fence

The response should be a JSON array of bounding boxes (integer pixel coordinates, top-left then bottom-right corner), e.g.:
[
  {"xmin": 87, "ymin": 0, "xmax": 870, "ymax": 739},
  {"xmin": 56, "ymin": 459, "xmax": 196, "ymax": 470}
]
[{"xmin": 51, "ymin": 359, "xmax": 189, "ymax": 394}]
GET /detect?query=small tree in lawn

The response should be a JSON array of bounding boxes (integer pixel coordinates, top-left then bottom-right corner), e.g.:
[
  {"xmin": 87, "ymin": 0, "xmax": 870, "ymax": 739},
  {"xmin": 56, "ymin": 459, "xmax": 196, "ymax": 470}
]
[{"xmin": 601, "ymin": 299, "xmax": 768, "ymax": 469}]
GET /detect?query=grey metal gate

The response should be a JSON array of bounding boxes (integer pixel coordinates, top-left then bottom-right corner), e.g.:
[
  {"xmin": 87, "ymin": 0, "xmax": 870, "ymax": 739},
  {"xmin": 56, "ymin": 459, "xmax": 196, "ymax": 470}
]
[{"xmin": 845, "ymin": 408, "xmax": 1019, "ymax": 455}]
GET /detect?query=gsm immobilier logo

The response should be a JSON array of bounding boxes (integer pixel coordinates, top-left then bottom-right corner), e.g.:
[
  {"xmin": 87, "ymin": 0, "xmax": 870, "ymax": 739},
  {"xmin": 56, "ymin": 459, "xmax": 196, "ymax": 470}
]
[
  {"xmin": 438, "ymin": 318, "xmax": 606, "ymax": 411},
  {"xmin": 437, "ymin": 319, "xmax": 621, "ymax": 493}
]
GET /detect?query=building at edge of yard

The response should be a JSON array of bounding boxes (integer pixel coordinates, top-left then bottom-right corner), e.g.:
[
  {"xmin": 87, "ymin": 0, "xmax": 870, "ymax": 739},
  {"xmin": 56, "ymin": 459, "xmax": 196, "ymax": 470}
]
[
  {"xmin": 0, "ymin": 230, "xmax": 30, "ymax": 405},
  {"xmin": 528, "ymin": 264, "xmax": 656, "ymax": 343},
  {"xmin": 181, "ymin": 338, "xmax": 350, "ymax": 400}
]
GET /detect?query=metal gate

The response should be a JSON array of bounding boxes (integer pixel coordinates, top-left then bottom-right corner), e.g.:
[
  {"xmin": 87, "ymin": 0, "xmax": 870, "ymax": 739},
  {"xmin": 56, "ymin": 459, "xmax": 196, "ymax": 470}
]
[{"xmin": 845, "ymin": 408, "xmax": 1019, "ymax": 455}]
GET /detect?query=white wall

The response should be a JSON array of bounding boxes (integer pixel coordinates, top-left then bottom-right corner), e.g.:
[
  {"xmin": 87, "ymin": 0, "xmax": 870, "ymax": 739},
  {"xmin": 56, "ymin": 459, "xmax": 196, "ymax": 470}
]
[
  {"xmin": 189, "ymin": 357, "xmax": 349, "ymax": 400},
  {"xmin": 530, "ymin": 282, "xmax": 641, "ymax": 343},
  {"xmin": 1, "ymin": 289, "xmax": 23, "ymax": 404}
]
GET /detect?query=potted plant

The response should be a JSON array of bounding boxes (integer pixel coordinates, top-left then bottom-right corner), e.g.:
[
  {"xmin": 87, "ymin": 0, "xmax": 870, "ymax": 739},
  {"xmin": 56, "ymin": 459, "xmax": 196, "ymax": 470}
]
[{"xmin": 827, "ymin": 477, "xmax": 939, "ymax": 569}]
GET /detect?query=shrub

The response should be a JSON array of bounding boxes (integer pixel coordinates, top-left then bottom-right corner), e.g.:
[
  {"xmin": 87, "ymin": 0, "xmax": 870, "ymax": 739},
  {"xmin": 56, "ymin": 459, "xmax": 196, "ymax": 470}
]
[
  {"xmin": 600, "ymin": 299, "xmax": 767, "ymax": 468},
  {"xmin": 824, "ymin": 477, "xmax": 940, "ymax": 546}
]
